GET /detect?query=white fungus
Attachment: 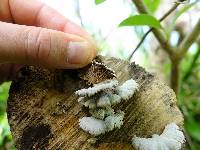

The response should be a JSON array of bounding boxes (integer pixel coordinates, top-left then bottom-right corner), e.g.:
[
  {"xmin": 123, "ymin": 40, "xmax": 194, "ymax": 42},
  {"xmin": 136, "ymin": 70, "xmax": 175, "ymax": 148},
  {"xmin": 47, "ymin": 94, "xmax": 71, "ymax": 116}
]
[
  {"xmin": 89, "ymin": 108, "xmax": 106, "ymax": 120},
  {"xmin": 79, "ymin": 111, "xmax": 125, "ymax": 136},
  {"xmin": 79, "ymin": 117, "xmax": 107, "ymax": 136},
  {"xmin": 132, "ymin": 123, "xmax": 185, "ymax": 150},
  {"xmin": 89, "ymin": 107, "xmax": 115, "ymax": 120},
  {"xmin": 81, "ymin": 99, "xmax": 96, "ymax": 109},
  {"xmin": 77, "ymin": 97, "xmax": 85, "ymax": 102},
  {"xmin": 78, "ymin": 97, "xmax": 97, "ymax": 109},
  {"xmin": 97, "ymin": 95, "xmax": 111, "ymax": 107},
  {"xmin": 88, "ymin": 100, "xmax": 97, "ymax": 109},
  {"xmin": 105, "ymin": 110, "xmax": 125, "ymax": 131},
  {"xmin": 77, "ymin": 78, "xmax": 139, "ymax": 137},
  {"xmin": 109, "ymin": 94, "xmax": 122, "ymax": 105},
  {"xmin": 116, "ymin": 79, "xmax": 138, "ymax": 100},
  {"xmin": 75, "ymin": 79, "xmax": 118, "ymax": 97}
]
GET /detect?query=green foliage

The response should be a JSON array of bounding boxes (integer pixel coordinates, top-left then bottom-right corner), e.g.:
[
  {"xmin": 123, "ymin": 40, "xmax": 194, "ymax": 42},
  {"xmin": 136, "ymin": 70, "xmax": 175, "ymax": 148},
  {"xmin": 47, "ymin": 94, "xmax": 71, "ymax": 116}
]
[
  {"xmin": 95, "ymin": 0, "xmax": 106, "ymax": 5},
  {"xmin": 0, "ymin": 82, "xmax": 16, "ymax": 150},
  {"xmin": 179, "ymin": 45, "xmax": 200, "ymax": 149},
  {"xmin": 151, "ymin": 46, "xmax": 200, "ymax": 150},
  {"xmin": 0, "ymin": 83, "xmax": 10, "ymax": 115},
  {"xmin": 119, "ymin": 14, "xmax": 162, "ymax": 29},
  {"xmin": 143, "ymin": 0, "xmax": 160, "ymax": 14},
  {"xmin": 185, "ymin": 113, "xmax": 200, "ymax": 141}
]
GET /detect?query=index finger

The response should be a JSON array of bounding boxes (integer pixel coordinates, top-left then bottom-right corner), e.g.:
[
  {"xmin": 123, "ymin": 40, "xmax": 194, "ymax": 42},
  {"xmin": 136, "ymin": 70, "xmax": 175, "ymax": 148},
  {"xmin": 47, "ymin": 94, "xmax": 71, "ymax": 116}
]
[{"xmin": 1, "ymin": 0, "xmax": 90, "ymax": 38}]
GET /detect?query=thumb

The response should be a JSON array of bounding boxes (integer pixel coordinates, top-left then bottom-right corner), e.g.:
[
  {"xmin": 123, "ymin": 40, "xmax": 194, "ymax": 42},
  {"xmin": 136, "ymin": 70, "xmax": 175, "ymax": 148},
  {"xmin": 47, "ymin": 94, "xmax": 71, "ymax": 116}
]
[{"xmin": 0, "ymin": 21, "xmax": 97, "ymax": 68}]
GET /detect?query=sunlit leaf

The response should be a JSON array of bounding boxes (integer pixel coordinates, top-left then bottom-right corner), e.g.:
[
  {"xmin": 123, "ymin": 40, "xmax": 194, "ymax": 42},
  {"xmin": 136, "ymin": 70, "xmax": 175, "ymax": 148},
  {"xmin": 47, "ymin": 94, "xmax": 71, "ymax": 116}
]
[
  {"xmin": 144, "ymin": 0, "xmax": 160, "ymax": 14},
  {"xmin": 0, "ymin": 82, "xmax": 10, "ymax": 102},
  {"xmin": 119, "ymin": 14, "xmax": 162, "ymax": 29},
  {"xmin": 95, "ymin": 0, "xmax": 106, "ymax": 5}
]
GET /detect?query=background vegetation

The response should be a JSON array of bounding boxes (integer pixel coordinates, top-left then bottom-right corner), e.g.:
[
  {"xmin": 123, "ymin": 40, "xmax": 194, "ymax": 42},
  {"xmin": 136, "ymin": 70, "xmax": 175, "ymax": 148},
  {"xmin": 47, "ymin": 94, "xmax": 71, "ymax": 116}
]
[{"xmin": 0, "ymin": 0, "xmax": 199, "ymax": 149}]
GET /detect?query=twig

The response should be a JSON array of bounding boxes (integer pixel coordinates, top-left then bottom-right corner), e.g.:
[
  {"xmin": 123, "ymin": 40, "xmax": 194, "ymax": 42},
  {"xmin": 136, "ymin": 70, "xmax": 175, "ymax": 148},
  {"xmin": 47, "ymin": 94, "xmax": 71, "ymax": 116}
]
[
  {"xmin": 131, "ymin": 0, "xmax": 175, "ymax": 59},
  {"xmin": 128, "ymin": 2, "xmax": 180, "ymax": 60},
  {"xmin": 178, "ymin": 19, "xmax": 200, "ymax": 57},
  {"xmin": 128, "ymin": 29, "xmax": 151, "ymax": 60}
]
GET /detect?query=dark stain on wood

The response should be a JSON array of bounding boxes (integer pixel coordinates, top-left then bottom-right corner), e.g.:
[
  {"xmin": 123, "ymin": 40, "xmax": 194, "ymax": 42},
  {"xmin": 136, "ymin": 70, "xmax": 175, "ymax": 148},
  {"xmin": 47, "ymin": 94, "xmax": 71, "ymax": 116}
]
[{"xmin": 19, "ymin": 124, "xmax": 52, "ymax": 150}]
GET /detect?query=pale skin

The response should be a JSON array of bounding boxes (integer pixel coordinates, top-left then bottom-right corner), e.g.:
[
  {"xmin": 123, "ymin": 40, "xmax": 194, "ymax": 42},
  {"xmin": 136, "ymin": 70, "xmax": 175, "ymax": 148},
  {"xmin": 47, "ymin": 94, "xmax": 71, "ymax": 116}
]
[{"xmin": 0, "ymin": 0, "xmax": 97, "ymax": 83}]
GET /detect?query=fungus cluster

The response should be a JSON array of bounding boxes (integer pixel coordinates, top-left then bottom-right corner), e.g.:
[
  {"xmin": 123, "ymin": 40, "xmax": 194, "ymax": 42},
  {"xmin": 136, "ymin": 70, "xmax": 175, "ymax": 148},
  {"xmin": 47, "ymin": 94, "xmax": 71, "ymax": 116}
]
[
  {"xmin": 76, "ymin": 79, "xmax": 138, "ymax": 136},
  {"xmin": 75, "ymin": 62, "xmax": 185, "ymax": 150},
  {"xmin": 132, "ymin": 123, "xmax": 185, "ymax": 150}
]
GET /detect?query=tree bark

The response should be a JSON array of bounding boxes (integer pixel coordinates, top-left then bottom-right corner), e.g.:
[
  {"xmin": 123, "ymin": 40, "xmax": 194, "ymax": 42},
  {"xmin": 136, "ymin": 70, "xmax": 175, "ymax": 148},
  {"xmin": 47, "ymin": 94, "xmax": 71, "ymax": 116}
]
[
  {"xmin": 170, "ymin": 60, "xmax": 180, "ymax": 95},
  {"xmin": 7, "ymin": 56, "xmax": 183, "ymax": 150}
]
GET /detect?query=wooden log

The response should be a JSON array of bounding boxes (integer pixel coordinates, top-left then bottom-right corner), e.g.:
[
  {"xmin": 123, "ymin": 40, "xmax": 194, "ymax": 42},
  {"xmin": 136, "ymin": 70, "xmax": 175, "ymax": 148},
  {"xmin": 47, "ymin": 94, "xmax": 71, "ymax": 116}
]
[{"xmin": 7, "ymin": 55, "xmax": 183, "ymax": 150}]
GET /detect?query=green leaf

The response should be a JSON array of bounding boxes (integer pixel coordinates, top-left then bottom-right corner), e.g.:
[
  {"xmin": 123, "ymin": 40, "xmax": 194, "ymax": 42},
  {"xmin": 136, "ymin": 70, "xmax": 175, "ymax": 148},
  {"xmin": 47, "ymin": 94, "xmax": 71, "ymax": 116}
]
[
  {"xmin": 119, "ymin": 14, "xmax": 162, "ymax": 29},
  {"xmin": 95, "ymin": 0, "xmax": 106, "ymax": 5},
  {"xmin": 144, "ymin": 0, "xmax": 160, "ymax": 14}
]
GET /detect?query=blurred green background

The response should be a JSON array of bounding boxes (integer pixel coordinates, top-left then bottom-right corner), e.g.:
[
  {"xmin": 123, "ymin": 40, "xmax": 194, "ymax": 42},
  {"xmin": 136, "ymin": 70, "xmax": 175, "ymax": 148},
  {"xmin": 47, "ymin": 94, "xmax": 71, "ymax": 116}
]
[
  {"xmin": 0, "ymin": 0, "xmax": 200, "ymax": 149},
  {"xmin": 0, "ymin": 82, "xmax": 15, "ymax": 150}
]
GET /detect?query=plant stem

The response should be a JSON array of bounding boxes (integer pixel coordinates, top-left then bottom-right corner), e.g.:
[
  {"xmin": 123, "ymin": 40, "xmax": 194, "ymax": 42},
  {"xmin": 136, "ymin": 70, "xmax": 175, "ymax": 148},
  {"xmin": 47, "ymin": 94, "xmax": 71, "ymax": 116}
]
[
  {"xmin": 128, "ymin": 29, "xmax": 151, "ymax": 60},
  {"xmin": 170, "ymin": 60, "xmax": 180, "ymax": 94},
  {"xmin": 178, "ymin": 19, "xmax": 200, "ymax": 57}
]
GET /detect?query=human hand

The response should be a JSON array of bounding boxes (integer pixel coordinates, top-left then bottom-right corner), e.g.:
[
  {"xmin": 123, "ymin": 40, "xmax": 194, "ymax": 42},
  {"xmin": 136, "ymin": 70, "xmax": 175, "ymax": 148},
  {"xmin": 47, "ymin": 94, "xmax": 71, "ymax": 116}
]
[{"xmin": 0, "ymin": 0, "xmax": 97, "ymax": 83}]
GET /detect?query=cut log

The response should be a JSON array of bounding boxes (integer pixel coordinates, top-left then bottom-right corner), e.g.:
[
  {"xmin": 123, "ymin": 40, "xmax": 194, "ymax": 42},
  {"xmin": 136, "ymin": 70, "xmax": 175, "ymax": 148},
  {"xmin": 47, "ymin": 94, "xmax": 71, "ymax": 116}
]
[{"xmin": 7, "ymin": 56, "xmax": 183, "ymax": 150}]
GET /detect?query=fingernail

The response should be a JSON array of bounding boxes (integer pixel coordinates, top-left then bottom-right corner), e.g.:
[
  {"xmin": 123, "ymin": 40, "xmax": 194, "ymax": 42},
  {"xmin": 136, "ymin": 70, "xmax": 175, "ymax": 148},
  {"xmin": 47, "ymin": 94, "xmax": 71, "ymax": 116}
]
[{"xmin": 67, "ymin": 41, "xmax": 92, "ymax": 65}]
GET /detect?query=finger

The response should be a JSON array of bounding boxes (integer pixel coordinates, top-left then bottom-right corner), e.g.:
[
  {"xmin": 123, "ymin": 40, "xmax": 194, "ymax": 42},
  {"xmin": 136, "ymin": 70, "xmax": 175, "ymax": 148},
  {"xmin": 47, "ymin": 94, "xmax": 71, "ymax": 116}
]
[
  {"xmin": 0, "ymin": 21, "xmax": 96, "ymax": 69},
  {"xmin": 9, "ymin": 0, "xmax": 97, "ymax": 57},
  {"xmin": 1, "ymin": 0, "xmax": 90, "ymax": 39},
  {"xmin": 0, "ymin": 0, "xmax": 13, "ymax": 22}
]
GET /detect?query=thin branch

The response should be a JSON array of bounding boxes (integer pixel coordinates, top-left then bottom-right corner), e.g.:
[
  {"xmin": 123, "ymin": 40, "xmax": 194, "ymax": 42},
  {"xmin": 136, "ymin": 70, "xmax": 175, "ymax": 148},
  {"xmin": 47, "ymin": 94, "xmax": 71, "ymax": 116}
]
[
  {"xmin": 178, "ymin": 19, "xmax": 200, "ymax": 57},
  {"xmin": 128, "ymin": 3, "xmax": 180, "ymax": 60},
  {"xmin": 128, "ymin": 28, "xmax": 151, "ymax": 60},
  {"xmin": 131, "ymin": 0, "xmax": 176, "ymax": 59},
  {"xmin": 159, "ymin": 3, "xmax": 180, "ymax": 21}
]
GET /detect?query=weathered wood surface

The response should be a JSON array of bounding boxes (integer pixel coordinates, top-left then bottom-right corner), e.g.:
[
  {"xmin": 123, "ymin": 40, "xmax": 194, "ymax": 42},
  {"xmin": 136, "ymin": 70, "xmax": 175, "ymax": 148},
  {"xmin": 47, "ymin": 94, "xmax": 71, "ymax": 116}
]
[{"xmin": 7, "ymin": 56, "xmax": 183, "ymax": 150}]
